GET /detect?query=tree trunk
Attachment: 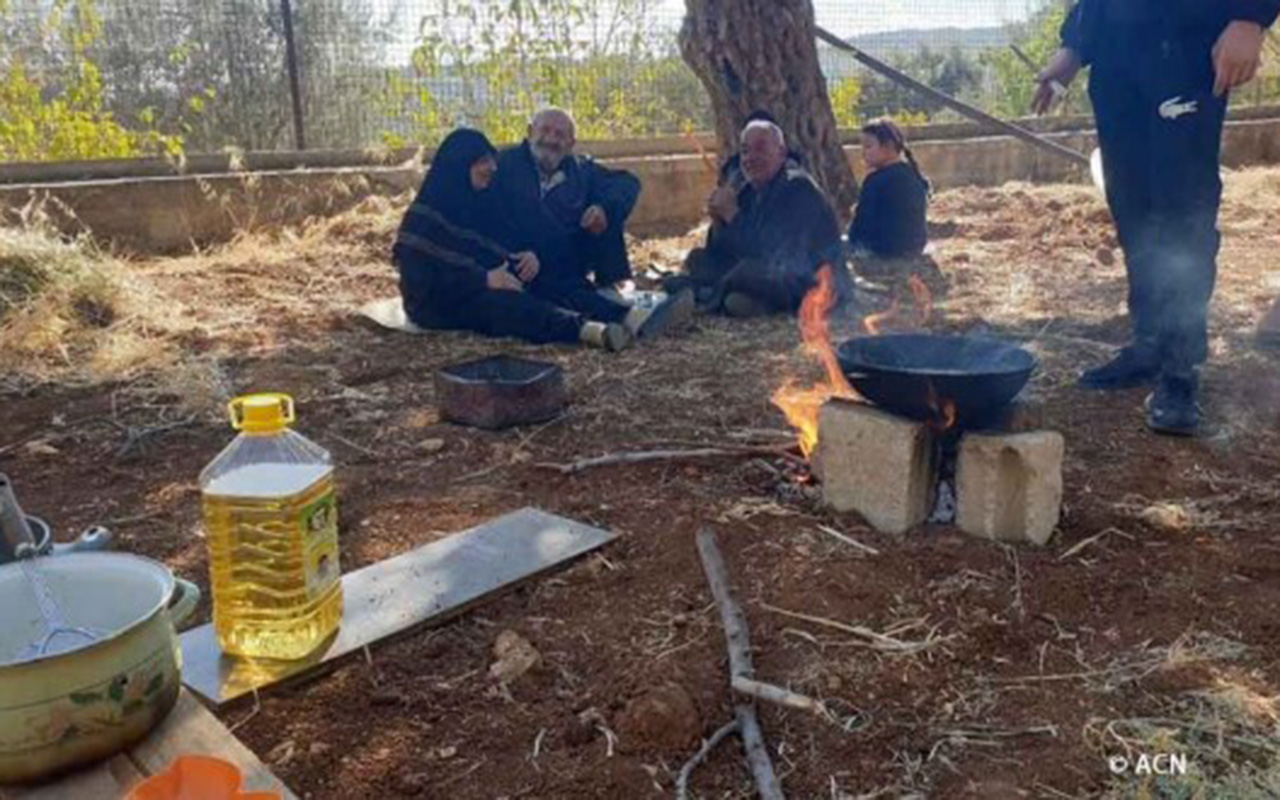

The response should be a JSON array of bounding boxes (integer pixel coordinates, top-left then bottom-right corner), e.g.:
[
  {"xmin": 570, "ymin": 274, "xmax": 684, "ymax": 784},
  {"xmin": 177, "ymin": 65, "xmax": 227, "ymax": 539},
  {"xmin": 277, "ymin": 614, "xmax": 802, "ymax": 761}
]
[{"xmin": 680, "ymin": 0, "xmax": 858, "ymax": 215}]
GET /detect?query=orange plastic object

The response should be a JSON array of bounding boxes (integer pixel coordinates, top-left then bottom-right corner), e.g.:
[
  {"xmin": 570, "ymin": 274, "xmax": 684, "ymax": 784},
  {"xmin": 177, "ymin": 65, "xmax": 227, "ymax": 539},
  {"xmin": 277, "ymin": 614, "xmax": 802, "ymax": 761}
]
[{"xmin": 127, "ymin": 755, "xmax": 282, "ymax": 800}]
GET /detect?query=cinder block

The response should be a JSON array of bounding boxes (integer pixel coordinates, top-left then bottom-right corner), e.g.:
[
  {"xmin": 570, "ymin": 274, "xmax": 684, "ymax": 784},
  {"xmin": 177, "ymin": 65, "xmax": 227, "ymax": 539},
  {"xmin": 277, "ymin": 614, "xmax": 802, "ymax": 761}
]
[
  {"xmin": 992, "ymin": 398, "xmax": 1048, "ymax": 433},
  {"xmin": 956, "ymin": 431, "xmax": 1064, "ymax": 546},
  {"xmin": 817, "ymin": 399, "xmax": 936, "ymax": 534}
]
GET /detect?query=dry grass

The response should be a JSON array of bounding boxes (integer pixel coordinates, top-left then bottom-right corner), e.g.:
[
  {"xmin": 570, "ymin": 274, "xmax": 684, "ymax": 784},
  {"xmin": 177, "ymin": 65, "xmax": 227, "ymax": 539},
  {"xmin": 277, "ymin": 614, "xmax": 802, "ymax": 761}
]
[
  {"xmin": 0, "ymin": 228, "xmax": 131, "ymax": 379},
  {"xmin": 0, "ymin": 192, "xmax": 404, "ymax": 411},
  {"xmin": 1093, "ymin": 662, "xmax": 1280, "ymax": 799}
]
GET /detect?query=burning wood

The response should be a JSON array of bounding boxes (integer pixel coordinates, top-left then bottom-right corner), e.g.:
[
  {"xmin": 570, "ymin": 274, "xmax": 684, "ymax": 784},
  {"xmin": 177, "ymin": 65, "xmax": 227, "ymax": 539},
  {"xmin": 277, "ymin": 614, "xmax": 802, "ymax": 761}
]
[{"xmin": 771, "ymin": 265, "xmax": 858, "ymax": 458}]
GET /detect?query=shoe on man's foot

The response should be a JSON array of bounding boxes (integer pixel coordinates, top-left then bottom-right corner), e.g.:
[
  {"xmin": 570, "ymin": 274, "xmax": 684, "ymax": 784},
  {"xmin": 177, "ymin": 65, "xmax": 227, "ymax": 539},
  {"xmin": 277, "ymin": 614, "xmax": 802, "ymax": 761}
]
[
  {"xmin": 1077, "ymin": 346, "xmax": 1160, "ymax": 391},
  {"xmin": 722, "ymin": 292, "xmax": 771, "ymax": 318},
  {"xmin": 580, "ymin": 321, "xmax": 634, "ymax": 352},
  {"xmin": 624, "ymin": 288, "xmax": 695, "ymax": 340},
  {"xmin": 1145, "ymin": 372, "xmax": 1200, "ymax": 437}
]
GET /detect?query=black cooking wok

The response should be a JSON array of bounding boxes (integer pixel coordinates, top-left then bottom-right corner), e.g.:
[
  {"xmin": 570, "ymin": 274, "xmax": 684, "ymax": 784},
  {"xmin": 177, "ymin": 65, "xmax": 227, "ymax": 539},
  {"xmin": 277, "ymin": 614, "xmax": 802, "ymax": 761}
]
[{"xmin": 836, "ymin": 334, "xmax": 1037, "ymax": 429}]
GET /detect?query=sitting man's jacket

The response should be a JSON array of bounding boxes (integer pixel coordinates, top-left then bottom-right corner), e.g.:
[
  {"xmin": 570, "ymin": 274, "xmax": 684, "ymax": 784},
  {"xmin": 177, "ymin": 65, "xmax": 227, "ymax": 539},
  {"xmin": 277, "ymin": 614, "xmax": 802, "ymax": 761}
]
[
  {"xmin": 493, "ymin": 142, "xmax": 641, "ymax": 272},
  {"xmin": 1062, "ymin": 0, "xmax": 1280, "ymax": 64},
  {"xmin": 707, "ymin": 162, "xmax": 845, "ymax": 286}
]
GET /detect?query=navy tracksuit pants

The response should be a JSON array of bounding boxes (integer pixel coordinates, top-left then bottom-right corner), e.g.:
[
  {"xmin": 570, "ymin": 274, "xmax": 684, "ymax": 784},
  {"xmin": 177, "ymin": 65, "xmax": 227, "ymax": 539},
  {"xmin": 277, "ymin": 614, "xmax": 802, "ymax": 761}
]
[{"xmin": 1089, "ymin": 26, "xmax": 1227, "ymax": 374}]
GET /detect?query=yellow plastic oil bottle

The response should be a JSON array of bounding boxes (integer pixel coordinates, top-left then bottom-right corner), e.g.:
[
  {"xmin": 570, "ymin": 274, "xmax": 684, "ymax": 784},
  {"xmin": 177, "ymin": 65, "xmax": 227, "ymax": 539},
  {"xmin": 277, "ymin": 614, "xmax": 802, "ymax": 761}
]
[{"xmin": 200, "ymin": 394, "xmax": 343, "ymax": 660}]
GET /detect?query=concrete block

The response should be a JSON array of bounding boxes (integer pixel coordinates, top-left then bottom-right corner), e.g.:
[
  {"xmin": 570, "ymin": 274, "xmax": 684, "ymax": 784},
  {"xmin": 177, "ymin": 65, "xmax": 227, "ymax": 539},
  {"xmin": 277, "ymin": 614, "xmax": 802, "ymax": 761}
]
[
  {"xmin": 990, "ymin": 398, "xmax": 1048, "ymax": 433},
  {"xmin": 817, "ymin": 399, "xmax": 936, "ymax": 535},
  {"xmin": 956, "ymin": 431, "xmax": 1064, "ymax": 546}
]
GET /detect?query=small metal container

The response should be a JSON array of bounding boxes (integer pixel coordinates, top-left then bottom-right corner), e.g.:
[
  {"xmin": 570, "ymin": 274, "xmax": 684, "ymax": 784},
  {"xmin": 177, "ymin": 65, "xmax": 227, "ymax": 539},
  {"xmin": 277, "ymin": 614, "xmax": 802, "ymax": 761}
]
[{"xmin": 435, "ymin": 356, "xmax": 567, "ymax": 430}]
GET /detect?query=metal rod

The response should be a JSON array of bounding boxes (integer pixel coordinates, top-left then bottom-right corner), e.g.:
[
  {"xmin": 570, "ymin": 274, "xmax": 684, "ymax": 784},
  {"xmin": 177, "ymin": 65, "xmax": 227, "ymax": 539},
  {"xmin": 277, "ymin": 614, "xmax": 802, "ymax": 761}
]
[
  {"xmin": 815, "ymin": 26, "xmax": 1090, "ymax": 168},
  {"xmin": 281, "ymin": 0, "xmax": 307, "ymax": 151}
]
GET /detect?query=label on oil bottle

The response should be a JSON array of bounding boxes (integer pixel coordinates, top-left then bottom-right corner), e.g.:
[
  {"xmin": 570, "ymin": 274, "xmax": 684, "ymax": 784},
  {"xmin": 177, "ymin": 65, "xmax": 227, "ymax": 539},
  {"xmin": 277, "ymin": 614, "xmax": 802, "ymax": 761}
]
[{"xmin": 300, "ymin": 491, "xmax": 341, "ymax": 599}]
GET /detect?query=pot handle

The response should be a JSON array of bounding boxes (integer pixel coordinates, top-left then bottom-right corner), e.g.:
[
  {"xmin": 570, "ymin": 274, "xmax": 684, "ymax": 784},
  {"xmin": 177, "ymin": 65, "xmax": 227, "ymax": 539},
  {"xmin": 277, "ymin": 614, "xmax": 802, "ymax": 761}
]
[{"xmin": 168, "ymin": 578, "xmax": 202, "ymax": 630}]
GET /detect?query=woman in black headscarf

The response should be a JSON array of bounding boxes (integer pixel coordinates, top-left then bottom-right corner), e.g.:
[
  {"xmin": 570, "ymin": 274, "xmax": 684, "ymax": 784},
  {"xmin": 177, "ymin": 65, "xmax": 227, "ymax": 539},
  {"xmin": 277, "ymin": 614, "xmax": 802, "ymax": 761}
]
[{"xmin": 394, "ymin": 128, "xmax": 637, "ymax": 350}]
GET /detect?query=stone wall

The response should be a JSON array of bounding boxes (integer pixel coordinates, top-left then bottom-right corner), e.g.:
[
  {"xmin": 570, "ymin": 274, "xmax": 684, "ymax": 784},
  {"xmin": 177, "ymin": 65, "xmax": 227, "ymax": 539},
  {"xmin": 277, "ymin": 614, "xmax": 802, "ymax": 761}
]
[{"xmin": 2, "ymin": 117, "xmax": 1278, "ymax": 253}]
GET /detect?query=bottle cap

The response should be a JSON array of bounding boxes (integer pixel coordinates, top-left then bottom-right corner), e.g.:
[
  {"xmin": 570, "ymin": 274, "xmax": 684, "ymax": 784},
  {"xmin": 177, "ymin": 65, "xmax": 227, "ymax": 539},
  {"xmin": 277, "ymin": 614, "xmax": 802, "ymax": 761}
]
[{"xmin": 229, "ymin": 393, "xmax": 295, "ymax": 434}]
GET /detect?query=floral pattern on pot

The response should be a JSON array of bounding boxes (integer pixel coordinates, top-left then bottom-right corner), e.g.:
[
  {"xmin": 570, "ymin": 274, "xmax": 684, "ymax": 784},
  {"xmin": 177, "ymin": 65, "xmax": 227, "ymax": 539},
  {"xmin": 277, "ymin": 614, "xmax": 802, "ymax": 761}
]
[{"xmin": 3, "ymin": 647, "xmax": 174, "ymax": 754}]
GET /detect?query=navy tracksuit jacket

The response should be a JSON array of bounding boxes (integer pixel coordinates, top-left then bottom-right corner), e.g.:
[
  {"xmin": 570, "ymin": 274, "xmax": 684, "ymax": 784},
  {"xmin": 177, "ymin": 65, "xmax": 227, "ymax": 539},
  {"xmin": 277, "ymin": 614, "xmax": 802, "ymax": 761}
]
[{"xmin": 1062, "ymin": 1, "xmax": 1279, "ymax": 372}]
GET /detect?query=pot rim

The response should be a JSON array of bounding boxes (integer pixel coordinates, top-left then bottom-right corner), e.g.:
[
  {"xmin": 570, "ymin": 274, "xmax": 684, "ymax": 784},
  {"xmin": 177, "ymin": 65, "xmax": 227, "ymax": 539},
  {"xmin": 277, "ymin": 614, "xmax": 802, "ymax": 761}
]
[
  {"xmin": 837, "ymin": 333, "xmax": 1039, "ymax": 379},
  {"xmin": 0, "ymin": 552, "xmax": 178, "ymax": 670}
]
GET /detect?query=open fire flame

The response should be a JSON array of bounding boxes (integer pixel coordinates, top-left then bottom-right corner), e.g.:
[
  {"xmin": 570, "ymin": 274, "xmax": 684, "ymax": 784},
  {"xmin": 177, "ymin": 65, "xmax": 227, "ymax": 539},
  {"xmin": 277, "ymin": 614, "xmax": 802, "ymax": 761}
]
[
  {"xmin": 771, "ymin": 265, "xmax": 857, "ymax": 458},
  {"xmin": 863, "ymin": 274, "xmax": 932, "ymax": 335},
  {"xmin": 925, "ymin": 379, "xmax": 958, "ymax": 433},
  {"xmin": 773, "ymin": 268, "xmax": 948, "ymax": 458}
]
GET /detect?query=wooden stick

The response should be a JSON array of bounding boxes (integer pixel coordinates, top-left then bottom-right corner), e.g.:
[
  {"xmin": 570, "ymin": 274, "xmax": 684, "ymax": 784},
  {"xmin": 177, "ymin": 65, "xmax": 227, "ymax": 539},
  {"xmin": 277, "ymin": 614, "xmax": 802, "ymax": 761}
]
[
  {"xmin": 732, "ymin": 676, "xmax": 826, "ymax": 715},
  {"xmin": 759, "ymin": 602, "xmax": 951, "ymax": 654},
  {"xmin": 696, "ymin": 528, "xmax": 758, "ymax": 681},
  {"xmin": 815, "ymin": 524, "xmax": 881, "ymax": 556},
  {"xmin": 759, "ymin": 603, "xmax": 902, "ymax": 646},
  {"xmin": 735, "ymin": 704, "xmax": 785, "ymax": 800},
  {"xmin": 1058, "ymin": 527, "xmax": 1128, "ymax": 561},
  {"xmin": 693, "ymin": 528, "xmax": 784, "ymax": 800},
  {"xmin": 814, "ymin": 26, "xmax": 1091, "ymax": 168},
  {"xmin": 540, "ymin": 446, "xmax": 791, "ymax": 476}
]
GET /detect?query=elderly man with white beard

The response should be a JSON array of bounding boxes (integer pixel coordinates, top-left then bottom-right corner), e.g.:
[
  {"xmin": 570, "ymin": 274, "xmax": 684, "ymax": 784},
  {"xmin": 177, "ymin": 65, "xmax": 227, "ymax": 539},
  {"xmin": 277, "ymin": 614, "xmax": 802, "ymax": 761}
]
[
  {"xmin": 492, "ymin": 108, "xmax": 643, "ymax": 293},
  {"xmin": 675, "ymin": 120, "xmax": 852, "ymax": 317}
]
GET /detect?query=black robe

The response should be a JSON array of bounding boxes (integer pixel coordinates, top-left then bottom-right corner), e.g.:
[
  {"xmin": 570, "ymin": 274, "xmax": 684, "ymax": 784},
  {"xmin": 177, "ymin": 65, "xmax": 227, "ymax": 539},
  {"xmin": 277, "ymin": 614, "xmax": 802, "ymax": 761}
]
[
  {"xmin": 393, "ymin": 131, "xmax": 510, "ymax": 325},
  {"xmin": 848, "ymin": 162, "xmax": 929, "ymax": 260},
  {"xmin": 691, "ymin": 163, "xmax": 849, "ymax": 313}
]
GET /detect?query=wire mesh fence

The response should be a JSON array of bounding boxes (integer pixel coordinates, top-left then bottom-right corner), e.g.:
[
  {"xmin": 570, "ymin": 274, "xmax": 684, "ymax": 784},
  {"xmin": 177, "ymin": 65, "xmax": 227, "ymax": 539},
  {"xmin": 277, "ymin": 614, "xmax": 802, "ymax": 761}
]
[{"xmin": 2, "ymin": 0, "xmax": 1279, "ymax": 162}]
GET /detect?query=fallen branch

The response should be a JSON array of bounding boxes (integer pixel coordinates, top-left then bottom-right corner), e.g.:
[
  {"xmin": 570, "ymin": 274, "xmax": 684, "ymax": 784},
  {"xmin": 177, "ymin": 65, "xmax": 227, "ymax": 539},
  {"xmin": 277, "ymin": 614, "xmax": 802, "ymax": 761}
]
[
  {"xmin": 929, "ymin": 724, "xmax": 1059, "ymax": 761},
  {"xmin": 330, "ymin": 432, "xmax": 385, "ymax": 459},
  {"xmin": 1059, "ymin": 527, "xmax": 1133, "ymax": 561},
  {"xmin": 675, "ymin": 719, "xmax": 739, "ymax": 800},
  {"xmin": 815, "ymin": 524, "xmax": 881, "ymax": 556},
  {"xmin": 539, "ymin": 446, "xmax": 793, "ymax": 476},
  {"xmin": 732, "ymin": 676, "xmax": 826, "ymax": 716},
  {"xmin": 759, "ymin": 603, "xmax": 952, "ymax": 655},
  {"xmin": 734, "ymin": 704, "xmax": 783, "ymax": 800},
  {"xmin": 690, "ymin": 528, "xmax": 784, "ymax": 800},
  {"xmin": 116, "ymin": 416, "xmax": 198, "ymax": 458}
]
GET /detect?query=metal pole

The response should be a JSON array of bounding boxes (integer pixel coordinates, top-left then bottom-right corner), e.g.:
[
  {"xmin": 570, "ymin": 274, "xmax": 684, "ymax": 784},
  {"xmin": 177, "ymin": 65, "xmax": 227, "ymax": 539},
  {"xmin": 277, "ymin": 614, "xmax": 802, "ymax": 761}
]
[
  {"xmin": 281, "ymin": 0, "xmax": 307, "ymax": 151},
  {"xmin": 815, "ymin": 25, "xmax": 1090, "ymax": 168}
]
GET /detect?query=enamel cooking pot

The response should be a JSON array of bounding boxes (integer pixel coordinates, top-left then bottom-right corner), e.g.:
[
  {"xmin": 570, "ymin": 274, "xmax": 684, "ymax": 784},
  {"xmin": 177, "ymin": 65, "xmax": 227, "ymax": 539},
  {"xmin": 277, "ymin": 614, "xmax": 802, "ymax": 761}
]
[{"xmin": 0, "ymin": 552, "xmax": 199, "ymax": 784}]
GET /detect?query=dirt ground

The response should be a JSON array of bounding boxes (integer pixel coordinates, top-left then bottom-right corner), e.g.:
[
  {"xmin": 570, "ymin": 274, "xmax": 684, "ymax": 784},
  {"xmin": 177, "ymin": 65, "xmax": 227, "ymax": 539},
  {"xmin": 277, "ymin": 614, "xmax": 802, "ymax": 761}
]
[{"xmin": 3, "ymin": 168, "xmax": 1280, "ymax": 799}]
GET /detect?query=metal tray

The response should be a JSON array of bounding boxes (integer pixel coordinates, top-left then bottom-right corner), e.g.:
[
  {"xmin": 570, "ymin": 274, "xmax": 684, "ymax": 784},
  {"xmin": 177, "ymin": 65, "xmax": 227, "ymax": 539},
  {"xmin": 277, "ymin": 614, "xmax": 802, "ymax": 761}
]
[{"xmin": 435, "ymin": 356, "xmax": 567, "ymax": 430}]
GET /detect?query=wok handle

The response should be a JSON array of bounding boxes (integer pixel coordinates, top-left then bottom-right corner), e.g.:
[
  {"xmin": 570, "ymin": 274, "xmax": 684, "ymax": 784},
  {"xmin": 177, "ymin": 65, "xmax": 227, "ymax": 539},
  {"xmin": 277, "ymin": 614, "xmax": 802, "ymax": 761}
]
[
  {"xmin": 169, "ymin": 579, "xmax": 202, "ymax": 630},
  {"xmin": 0, "ymin": 474, "xmax": 37, "ymax": 561}
]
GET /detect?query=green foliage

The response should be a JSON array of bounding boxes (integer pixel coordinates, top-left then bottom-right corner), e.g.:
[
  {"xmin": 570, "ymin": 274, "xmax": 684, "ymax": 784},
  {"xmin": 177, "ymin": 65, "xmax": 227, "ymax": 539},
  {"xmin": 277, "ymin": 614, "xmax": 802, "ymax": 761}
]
[
  {"xmin": 829, "ymin": 77, "xmax": 863, "ymax": 129},
  {"xmin": 852, "ymin": 46, "xmax": 984, "ymax": 123},
  {"xmin": 986, "ymin": 3, "xmax": 1091, "ymax": 119},
  {"xmin": 383, "ymin": 0, "xmax": 708, "ymax": 147},
  {"xmin": 0, "ymin": 0, "xmax": 184, "ymax": 162}
]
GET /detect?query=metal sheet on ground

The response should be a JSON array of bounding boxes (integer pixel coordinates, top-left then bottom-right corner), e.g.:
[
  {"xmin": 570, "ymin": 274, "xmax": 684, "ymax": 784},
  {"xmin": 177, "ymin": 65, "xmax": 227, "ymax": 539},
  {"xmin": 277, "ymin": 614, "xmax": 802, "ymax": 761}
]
[
  {"xmin": 0, "ymin": 690, "xmax": 294, "ymax": 800},
  {"xmin": 180, "ymin": 507, "xmax": 617, "ymax": 706}
]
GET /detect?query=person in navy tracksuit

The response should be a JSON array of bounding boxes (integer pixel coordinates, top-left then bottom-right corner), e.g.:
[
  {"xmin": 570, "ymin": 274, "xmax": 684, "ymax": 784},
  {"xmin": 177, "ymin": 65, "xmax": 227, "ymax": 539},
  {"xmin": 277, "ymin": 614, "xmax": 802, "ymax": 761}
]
[{"xmin": 1035, "ymin": 0, "xmax": 1279, "ymax": 435}]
